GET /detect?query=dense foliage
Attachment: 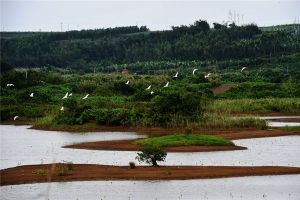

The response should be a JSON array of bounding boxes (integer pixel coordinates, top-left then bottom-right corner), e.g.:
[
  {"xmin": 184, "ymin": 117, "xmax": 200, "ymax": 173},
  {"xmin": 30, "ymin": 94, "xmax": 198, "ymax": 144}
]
[{"xmin": 1, "ymin": 21, "xmax": 299, "ymax": 73}]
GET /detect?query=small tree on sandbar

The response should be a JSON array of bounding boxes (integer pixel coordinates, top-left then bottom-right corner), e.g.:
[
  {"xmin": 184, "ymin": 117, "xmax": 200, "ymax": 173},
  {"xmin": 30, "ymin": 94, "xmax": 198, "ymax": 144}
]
[{"xmin": 136, "ymin": 146, "xmax": 167, "ymax": 167}]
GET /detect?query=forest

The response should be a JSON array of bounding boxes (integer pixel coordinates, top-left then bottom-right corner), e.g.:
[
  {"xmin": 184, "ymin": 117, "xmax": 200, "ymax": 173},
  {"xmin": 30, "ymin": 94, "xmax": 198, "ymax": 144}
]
[
  {"xmin": 1, "ymin": 20, "xmax": 299, "ymax": 73},
  {"xmin": 0, "ymin": 20, "xmax": 300, "ymax": 129}
]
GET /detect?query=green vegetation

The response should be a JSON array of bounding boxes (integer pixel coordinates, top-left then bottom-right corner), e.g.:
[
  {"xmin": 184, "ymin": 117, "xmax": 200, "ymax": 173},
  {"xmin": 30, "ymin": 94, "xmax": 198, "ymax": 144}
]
[
  {"xmin": 279, "ymin": 126, "xmax": 300, "ymax": 132},
  {"xmin": 207, "ymin": 98, "xmax": 300, "ymax": 114},
  {"xmin": 136, "ymin": 146, "xmax": 167, "ymax": 167},
  {"xmin": 199, "ymin": 114, "xmax": 267, "ymax": 130},
  {"xmin": 137, "ymin": 134, "xmax": 234, "ymax": 148},
  {"xmin": 1, "ymin": 21, "xmax": 299, "ymax": 130}
]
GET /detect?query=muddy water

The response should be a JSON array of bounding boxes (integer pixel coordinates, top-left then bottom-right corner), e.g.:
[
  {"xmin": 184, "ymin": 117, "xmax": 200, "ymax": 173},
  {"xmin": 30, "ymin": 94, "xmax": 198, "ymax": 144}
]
[
  {"xmin": 1, "ymin": 175, "xmax": 299, "ymax": 200},
  {"xmin": 1, "ymin": 125, "xmax": 300, "ymax": 200},
  {"xmin": 1, "ymin": 125, "xmax": 300, "ymax": 169}
]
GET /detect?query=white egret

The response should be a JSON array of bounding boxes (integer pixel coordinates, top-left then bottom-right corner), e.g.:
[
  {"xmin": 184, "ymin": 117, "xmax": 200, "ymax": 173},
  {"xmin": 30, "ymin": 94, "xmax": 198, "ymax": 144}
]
[
  {"xmin": 163, "ymin": 82, "xmax": 169, "ymax": 88},
  {"xmin": 62, "ymin": 92, "xmax": 68, "ymax": 99},
  {"xmin": 13, "ymin": 116, "xmax": 19, "ymax": 120},
  {"xmin": 82, "ymin": 94, "xmax": 89, "ymax": 99},
  {"xmin": 6, "ymin": 84, "xmax": 14, "ymax": 87},
  {"xmin": 173, "ymin": 72, "xmax": 178, "ymax": 78},
  {"xmin": 204, "ymin": 73, "xmax": 211, "ymax": 79},
  {"xmin": 241, "ymin": 67, "xmax": 247, "ymax": 72},
  {"xmin": 60, "ymin": 106, "xmax": 64, "ymax": 111},
  {"xmin": 150, "ymin": 91, "xmax": 154, "ymax": 95},
  {"xmin": 125, "ymin": 80, "xmax": 130, "ymax": 85},
  {"xmin": 68, "ymin": 93, "xmax": 72, "ymax": 96},
  {"xmin": 30, "ymin": 93, "xmax": 34, "ymax": 97},
  {"xmin": 146, "ymin": 85, "xmax": 151, "ymax": 90},
  {"xmin": 192, "ymin": 69, "xmax": 198, "ymax": 75}
]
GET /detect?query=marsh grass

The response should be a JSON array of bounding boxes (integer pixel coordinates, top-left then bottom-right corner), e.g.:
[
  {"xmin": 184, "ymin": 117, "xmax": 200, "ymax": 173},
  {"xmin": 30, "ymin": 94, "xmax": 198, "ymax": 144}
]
[
  {"xmin": 279, "ymin": 126, "xmax": 300, "ymax": 132},
  {"xmin": 199, "ymin": 114, "xmax": 267, "ymax": 129},
  {"xmin": 207, "ymin": 98, "xmax": 300, "ymax": 114},
  {"xmin": 136, "ymin": 134, "xmax": 234, "ymax": 148}
]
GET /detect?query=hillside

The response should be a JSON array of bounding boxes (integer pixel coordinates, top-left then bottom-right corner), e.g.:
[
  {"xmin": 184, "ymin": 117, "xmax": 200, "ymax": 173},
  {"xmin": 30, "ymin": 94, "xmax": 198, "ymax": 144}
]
[{"xmin": 1, "ymin": 21, "xmax": 300, "ymax": 73}]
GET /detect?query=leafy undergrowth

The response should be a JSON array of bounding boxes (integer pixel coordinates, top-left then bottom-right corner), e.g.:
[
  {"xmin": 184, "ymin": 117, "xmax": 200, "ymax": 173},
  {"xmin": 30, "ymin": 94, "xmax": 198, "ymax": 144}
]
[{"xmin": 136, "ymin": 134, "xmax": 234, "ymax": 148}]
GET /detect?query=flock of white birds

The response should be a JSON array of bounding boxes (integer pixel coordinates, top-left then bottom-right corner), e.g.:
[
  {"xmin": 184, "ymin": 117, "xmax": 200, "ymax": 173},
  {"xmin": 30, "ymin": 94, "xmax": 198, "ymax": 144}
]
[{"xmin": 7, "ymin": 67, "xmax": 247, "ymax": 121}]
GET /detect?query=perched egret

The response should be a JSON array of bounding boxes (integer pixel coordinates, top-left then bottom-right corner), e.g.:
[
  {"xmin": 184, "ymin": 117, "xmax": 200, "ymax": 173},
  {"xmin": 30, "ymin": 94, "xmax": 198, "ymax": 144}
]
[
  {"xmin": 68, "ymin": 93, "xmax": 72, "ymax": 97},
  {"xmin": 82, "ymin": 94, "xmax": 89, "ymax": 99},
  {"xmin": 173, "ymin": 72, "xmax": 178, "ymax": 78},
  {"xmin": 204, "ymin": 73, "xmax": 211, "ymax": 79},
  {"xmin": 241, "ymin": 67, "xmax": 247, "ymax": 72},
  {"xmin": 13, "ymin": 116, "xmax": 19, "ymax": 120},
  {"xmin": 62, "ymin": 92, "xmax": 68, "ymax": 99},
  {"xmin": 29, "ymin": 93, "xmax": 34, "ymax": 97},
  {"xmin": 163, "ymin": 82, "xmax": 169, "ymax": 88},
  {"xmin": 150, "ymin": 91, "xmax": 154, "ymax": 95},
  {"xmin": 146, "ymin": 85, "xmax": 151, "ymax": 90},
  {"xmin": 125, "ymin": 80, "xmax": 130, "ymax": 85},
  {"xmin": 6, "ymin": 84, "xmax": 14, "ymax": 87},
  {"xmin": 60, "ymin": 106, "xmax": 64, "ymax": 111},
  {"xmin": 192, "ymin": 69, "xmax": 198, "ymax": 75}
]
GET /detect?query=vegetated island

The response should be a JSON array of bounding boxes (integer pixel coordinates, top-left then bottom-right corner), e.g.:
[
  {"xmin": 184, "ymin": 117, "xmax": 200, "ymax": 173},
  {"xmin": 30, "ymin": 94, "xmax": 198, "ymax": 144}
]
[
  {"xmin": 64, "ymin": 134, "xmax": 246, "ymax": 152},
  {"xmin": 1, "ymin": 163, "xmax": 300, "ymax": 186}
]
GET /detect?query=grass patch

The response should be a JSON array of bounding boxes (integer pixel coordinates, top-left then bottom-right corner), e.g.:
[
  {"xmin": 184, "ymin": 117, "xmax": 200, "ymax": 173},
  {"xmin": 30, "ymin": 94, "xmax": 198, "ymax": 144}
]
[
  {"xmin": 136, "ymin": 134, "xmax": 234, "ymax": 148},
  {"xmin": 199, "ymin": 114, "xmax": 267, "ymax": 129},
  {"xmin": 208, "ymin": 98, "xmax": 300, "ymax": 114},
  {"xmin": 279, "ymin": 126, "xmax": 300, "ymax": 132}
]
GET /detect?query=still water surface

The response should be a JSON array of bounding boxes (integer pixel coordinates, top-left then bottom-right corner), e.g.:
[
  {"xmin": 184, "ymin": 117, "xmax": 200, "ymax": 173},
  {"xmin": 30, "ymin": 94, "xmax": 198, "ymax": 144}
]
[
  {"xmin": 1, "ymin": 125, "xmax": 299, "ymax": 169},
  {"xmin": 1, "ymin": 125, "xmax": 299, "ymax": 200}
]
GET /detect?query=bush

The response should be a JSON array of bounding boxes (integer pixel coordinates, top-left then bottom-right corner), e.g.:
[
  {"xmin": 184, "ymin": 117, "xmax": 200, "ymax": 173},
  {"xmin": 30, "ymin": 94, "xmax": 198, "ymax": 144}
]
[
  {"xmin": 96, "ymin": 108, "xmax": 142, "ymax": 126},
  {"xmin": 136, "ymin": 146, "xmax": 167, "ymax": 167},
  {"xmin": 129, "ymin": 162, "xmax": 136, "ymax": 169},
  {"xmin": 149, "ymin": 90, "xmax": 207, "ymax": 126}
]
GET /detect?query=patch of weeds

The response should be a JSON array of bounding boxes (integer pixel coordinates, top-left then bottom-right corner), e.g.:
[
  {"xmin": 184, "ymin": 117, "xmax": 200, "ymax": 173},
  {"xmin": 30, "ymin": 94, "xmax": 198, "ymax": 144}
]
[{"xmin": 32, "ymin": 168, "xmax": 48, "ymax": 175}]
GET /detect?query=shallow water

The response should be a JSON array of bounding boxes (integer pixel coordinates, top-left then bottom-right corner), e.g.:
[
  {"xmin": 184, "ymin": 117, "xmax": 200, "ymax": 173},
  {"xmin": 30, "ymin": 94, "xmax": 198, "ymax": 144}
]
[
  {"xmin": 1, "ymin": 175, "xmax": 300, "ymax": 200},
  {"xmin": 257, "ymin": 116, "xmax": 300, "ymax": 127},
  {"xmin": 267, "ymin": 121, "xmax": 300, "ymax": 127},
  {"xmin": 1, "ymin": 125, "xmax": 299, "ymax": 169},
  {"xmin": 1, "ymin": 125, "xmax": 300, "ymax": 200}
]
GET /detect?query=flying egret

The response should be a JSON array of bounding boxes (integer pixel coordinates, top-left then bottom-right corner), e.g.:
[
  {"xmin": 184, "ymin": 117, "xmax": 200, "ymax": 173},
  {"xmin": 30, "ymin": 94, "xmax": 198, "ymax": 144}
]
[
  {"xmin": 60, "ymin": 106, "xmax": 64, "ymax": 111},
  {"xmin": 146, "ymin": 85, "xmax": 151, "ymax": 90},
  {"xmin": 241, "ymin": 67, "xmax": 247, "ymax": 72},
  {"xmin": 13, "ymin": 116, "xmax": 19, "ymax": 120},
  {"xmin": 163, "ymin": 82, "xmax": 169, "ymax": 88},
  {"xmin": 30, "ymin": 93, "xmax": 34, "ymax": 97},
  {"xmin": 204, "ymin": 73, "xmax": 211, "ymax": 79},
  {"xmin": 173, "ymin": 72, "xmax": 178, "ymax": 78},
  {"xmin": 62, "ymin": 92, "xmax": 68, "ymax": 99},
  {"xmin": 6, "ymin": 84, "xmax": 14, "ymax": 87},
  {"xmin": 68, "ymin": 93, "xmax": 72, "ymax": 97},
  {"xmin": 192, "ymin": 69, "xmax": 198, "ymax": 75},
  {"xmin": 125, "ymin": 80, "xmax": 130, "ymax": 85},
  {"xmin": 82, "ymin": 94, "xmax": 89, "ymax": 99},
  {"xmin": 150, "ymin": 91, "xmax": 154, "ymax": 95}
]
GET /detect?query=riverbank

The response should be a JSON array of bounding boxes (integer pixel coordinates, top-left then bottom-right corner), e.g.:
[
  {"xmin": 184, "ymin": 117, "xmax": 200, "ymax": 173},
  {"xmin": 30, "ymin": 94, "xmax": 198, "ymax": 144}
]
[{"xmin": 1, "ymin": 164, "xmax": 300, "ymax": 186}]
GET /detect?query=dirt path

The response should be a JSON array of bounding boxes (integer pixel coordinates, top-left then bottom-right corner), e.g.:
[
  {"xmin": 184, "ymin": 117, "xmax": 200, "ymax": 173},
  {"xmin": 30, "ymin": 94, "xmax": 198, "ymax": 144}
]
[{"xmin": 1, "ymin": 164, "xmax": 300, "ymax": 186}]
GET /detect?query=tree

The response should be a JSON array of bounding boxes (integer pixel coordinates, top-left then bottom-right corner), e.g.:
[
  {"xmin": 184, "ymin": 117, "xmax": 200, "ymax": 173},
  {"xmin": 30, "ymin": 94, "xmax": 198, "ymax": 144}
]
[{"xmin": 136, "ymin": 146, "xmax": 167, "ymax": 167}]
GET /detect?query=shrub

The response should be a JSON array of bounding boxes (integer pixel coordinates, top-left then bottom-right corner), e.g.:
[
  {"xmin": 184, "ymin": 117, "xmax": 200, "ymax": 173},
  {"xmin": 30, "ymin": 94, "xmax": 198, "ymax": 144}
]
[
  {"xmin": 129, "ymin": 162, "xmax": 136, "ymax": 169},
  {"xmin": 136, "ymin": 146, "xmax": 167, "ymax": 167}
]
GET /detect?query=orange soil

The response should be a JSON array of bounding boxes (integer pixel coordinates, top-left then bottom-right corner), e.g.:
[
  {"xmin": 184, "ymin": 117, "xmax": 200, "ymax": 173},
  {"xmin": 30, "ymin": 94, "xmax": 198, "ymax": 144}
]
[
  {"xmin": 1, "ymin": 164, "xmax": 300, "ymax": 186},
  {"xmin": 211, "ymin": 84, "xmax": 238, "ymax": 94}
]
